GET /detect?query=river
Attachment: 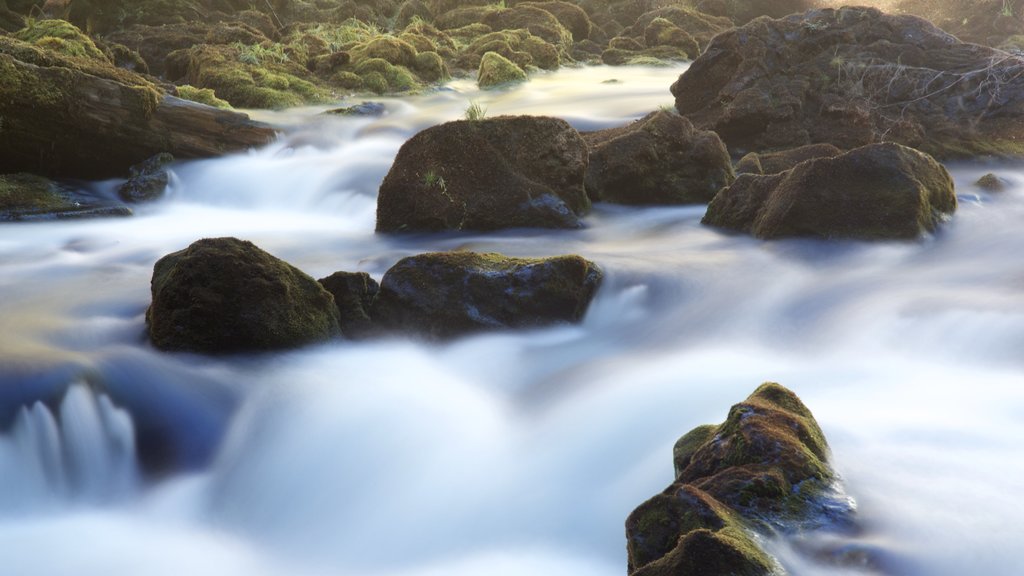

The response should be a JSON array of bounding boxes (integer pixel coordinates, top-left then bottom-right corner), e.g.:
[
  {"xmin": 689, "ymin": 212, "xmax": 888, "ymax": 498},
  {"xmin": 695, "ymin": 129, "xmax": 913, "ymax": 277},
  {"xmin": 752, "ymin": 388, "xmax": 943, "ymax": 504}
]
[{"xmin": 0, "ymin": 65, "xmax": 1022, "ymax": 575}]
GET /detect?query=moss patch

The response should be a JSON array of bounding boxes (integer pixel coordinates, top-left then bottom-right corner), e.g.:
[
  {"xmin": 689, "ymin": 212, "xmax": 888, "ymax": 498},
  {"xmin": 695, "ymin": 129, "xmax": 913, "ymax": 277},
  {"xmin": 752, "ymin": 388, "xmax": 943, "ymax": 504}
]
[
  {"xmin": 13, "ymin": 19, "xmax": 107, "ymax": 60},
  {"xmin": 477, "ymin": 50, "xmax": 526, "ymax": 88}
]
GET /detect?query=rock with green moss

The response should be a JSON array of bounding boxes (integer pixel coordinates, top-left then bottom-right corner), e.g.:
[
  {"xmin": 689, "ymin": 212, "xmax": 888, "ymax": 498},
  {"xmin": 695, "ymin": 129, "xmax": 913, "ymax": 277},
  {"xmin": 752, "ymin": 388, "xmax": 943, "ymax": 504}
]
[
  {"xmin": 975, "ymin": 172, "xmax": 1007, "ymax": 192},
  {"xmin": 626, "ymin": 382, "xmax": 854, "ymax": 576},
  {"xmin": 477, "ymin": 50, "xmax": 527, "ymax": 89},
  {"xmin": 118, "ymin": 153, "xmax": 174, "ymax": 203},
  {"xmin": 520, "ymin": 1, "xmax": 592, "ymax": 42},
  {"xmin": 0, "ymin": 33, "xmax": 273, "ymax": 179},
  {"xmin": 483, "ymin": 5, "xmax": 573, "ymax": 51},
  {"xmin": 703, "ymin": 142, "xmax": 956, "ymax": 240},
  {"xmin": 673, "ymin": 7, "xmax": 1024, "ymax": 159},
  {"xmin": 376, "ymin": 115, "xmax": 590, "ymax": 232},
  {"xmin": 147, "ymin": 237, "xmax": 342, "ymax": 353},
  {"xmin": 584, "ymin": 110, "xmax": 733, "ymax": 205},
  {"xmin": 317, "ymin": 270, "xmax": 379, "ymax": 338},
  {"xmin": 371, "ymin": 251, "xmax": 602, "ymax": 339},
  {"xmin": 176, "ymin": 84, "xmax": 232, "ymax": 108},
  {"xmin": 459, "ymin": 29, "xmax": 559, "ymax": 71},
  {"xmin": 625, "ymin": 7, "xmax": 733, "ymax": 53},
  {"xmin": 0, "ymin": 172, "xmax": 132, "ymax": 220},
  {"xmin": 642, "ymin": 17, "xmax": 698, "ymax": 55},
  {"xmin": 12, "ymin": 18, "xmax": 107, "ymax": 60},
  {"xmin": 735, "ymin": 143, "xmax": 843, "ymax": 175}
]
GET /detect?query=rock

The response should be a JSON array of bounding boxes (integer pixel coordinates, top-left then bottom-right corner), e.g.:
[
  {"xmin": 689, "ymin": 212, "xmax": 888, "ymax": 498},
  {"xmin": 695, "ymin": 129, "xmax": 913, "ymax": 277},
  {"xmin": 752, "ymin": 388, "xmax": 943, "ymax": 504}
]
[
  {"xmin": 672, "ymin": 7, "xmax": 1024, "ymax": 159},
  {"xmin": 118, "ymin": 153, "xmax": 174, "ymax": 203},
  {"xmin": 0, "ymin": 32, "xmax": 274, "ymax": 180},
  {"xmin": 895, "ymin": 0, "xmax": 1024, "ymax": 48},
  {"xmin": 623, "ymin": 7, "xmax": 734, "ymax": 54},
  {"xmin": 519, "ymin": 1, "xmax": 592, "ymax": 42},
  {"xmin": 583, "ymin": 110, "xmax": 734, "ymax": 205},
  {"xmin": 482, "ymin": 5, "xmax": 573, "ymax": 50},
  {"xmin": 735, "ymin": 143, "xmax": 843, "ymax": 175},
  {"xmin": 147, "ymin": 237, "xmax": 342, "ymax": 353},
  {"xmin": 975, "ymin": 172, "xmax": 1007, "ymax": 192},
  {"xmin": 703, "ymin": 142, "xmax": 956, "ymax": 240},
  {"xmin": 477, "ymin": 50, "xmax": 527, "ymax": 88},
  {"xmin": 0, "ymin": 172, "xmax": 132, "ymax": 221},
  {"xmin": 692, "ymin": 0, "xmax": 821, "ymax": 25},
  {"xmin": 323, "ymin": 101, "xmax": 387, "ymax": 117},
  {"xmin": 371, "ymin": 251, "xmax": 602, "ymax": 339},
  {"xmin": 376, "ymin": 115, "xmax": 590, "ymax": 232},
  {"xmin": 626, "ymin": 383, "xmax": 852, "ymax": 576},
  {"xmin": 317, "ymin": 271, "xmax": 379, "ymax": 338}
]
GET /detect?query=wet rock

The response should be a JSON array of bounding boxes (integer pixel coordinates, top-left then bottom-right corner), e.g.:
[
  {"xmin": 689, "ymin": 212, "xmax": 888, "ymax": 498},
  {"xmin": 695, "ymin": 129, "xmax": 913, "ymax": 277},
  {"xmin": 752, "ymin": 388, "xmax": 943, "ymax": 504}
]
[
  {"xmin": 0, "ymin": 173, "xmax": 132, "ymax": 221},
  {"xmin": 735, "ymin": 143, "xmax": 843, "ymax": 175},
  {"xmin": 672, "ymin": 7, "xmax": 1024, "ymax": 159},
  {"xmin": 975, "ymin": 172, "xmax": 1008, "ymax": 192},
  {"xmin": 583, "ymin": 110, "xmax": 734, "ymax": 205},
  {"xmin": 477, "ymin": 50, "xmax": 527, "ymax": 88},
  {"xmin": 317, "ymin": 271, "xmax": 379, "ymax": 338},
  {"xmin": 703, "ymin": 143, "xmax": 956, "ymax": 240},
  {"xmin": 371, "ymin": 251, "xmax": 602, "ymax": 339},
  {"xmin": 118, "ymin": 153, "xmax": 174, "ymax": 203},
  {"xmin": 626, "ymin": 383, "xmax": 852, "ymax": 576},
  {"xmin": 147, "ymin": 237, "xmax": 342, "ymax": 353},
  {"xmin": 323, "ymin": 101, "xmax": 387, "ymax": 117},
  {"xmin": 376, "ymin": 115, "xmax": 590, "ymax": 232},
  {"xmin": 0, "ymin": 32, "xmax": 274, "ymax": 179}
]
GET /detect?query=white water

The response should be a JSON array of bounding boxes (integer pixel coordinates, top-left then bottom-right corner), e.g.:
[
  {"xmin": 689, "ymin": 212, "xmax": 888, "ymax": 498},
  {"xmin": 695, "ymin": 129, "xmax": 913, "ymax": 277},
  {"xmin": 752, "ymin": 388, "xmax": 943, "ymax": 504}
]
[{"xmin": 1, "ymin": 65, "xmax": 1023, "ymax": 575}]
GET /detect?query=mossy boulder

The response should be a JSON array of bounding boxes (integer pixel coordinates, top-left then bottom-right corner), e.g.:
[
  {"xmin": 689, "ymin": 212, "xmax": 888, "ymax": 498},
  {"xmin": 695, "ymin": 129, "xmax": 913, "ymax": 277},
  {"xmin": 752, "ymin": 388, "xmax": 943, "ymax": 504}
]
[
  {"xmin": 624, "ymin": 7, "xmax": 734, "ymax": 53},
  {"xmin": 895, "ymin": 0, "xmax": 1024, "ymax": 48},
  {"xmin": 118, "ymin": 153, "xmax": 174, "ymax": 203},
  {"xmin": 104, "ymin": 22, "xmax": 209, "ymax": 77},
  {"xmin": 672, "ymin": 7, "xmax": 1024, "ymax": 159},
  {"xmin": 12, "ymin": 18, "xmax": 106, "ymax": 60},
  {"xmin": 147, "ymin": 237, "xmax": 342, "ymax": 353},
  {"xmin": 519, "ymin": 1, "xmax": 592, "ymax": 42},
  {"xmin": 376, "ymin": 115, "xmax": 590, "ymax": 232},
  {"xmin": 626, "ymin": 382, "xmax": 852, "ymax": 576},
  {"xmin": 0, "ymin": 34, "xmax": 273, "ymax": 179},
  {"xmin": 702, "ymin": 142, "xmax": 956, "ymax": 240},
  {"xmin": 684, "ymin": 0, "xmax": 821, "ymax": 25},
  {"xmin": 371, "ymin": 251, "xmax": 603, "ymax": 339},
  {"xmin": 642, "ymin": 17, "xmax": 698, "ymax": 55},
  {"xmin": 477, "ymin": 50, "xmax": 527, "ymax": 88},
  {"xmin": 176, "ymin": 84, "xmax": 232, "ymax": 108},
  {"xmin": 583, "ymin": 110, "xmax": 734, "ymax": 205},
  {"xmin": 483, "ymin": 5, "xmax": 573, "ymax": 51},
  {"xmin": 735, "ymin": 143, "xmax": 842, "ymax": 175},
  {"xmin": 459, "ymin": 29, "xmax": 559, "ymax": 71},
  {"xmin": 0, "ymin": 172, "xmax": 131, "ymax": 220},
  {"xmin": 317, "ymin": 271, "xmax": 379, "ymax": 339}
]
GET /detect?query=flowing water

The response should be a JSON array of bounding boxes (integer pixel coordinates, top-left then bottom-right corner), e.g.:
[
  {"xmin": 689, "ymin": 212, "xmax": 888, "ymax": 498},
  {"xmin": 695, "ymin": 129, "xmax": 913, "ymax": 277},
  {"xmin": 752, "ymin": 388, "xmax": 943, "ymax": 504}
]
[{"xmin": 1, "ymin": 65, "xmax": 1022, "ymax": 575}]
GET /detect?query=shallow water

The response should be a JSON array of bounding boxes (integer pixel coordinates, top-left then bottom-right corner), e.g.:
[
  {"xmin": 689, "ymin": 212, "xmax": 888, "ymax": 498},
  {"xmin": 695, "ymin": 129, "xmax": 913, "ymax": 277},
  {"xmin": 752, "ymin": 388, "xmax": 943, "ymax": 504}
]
[{"xmin": 1, "ymin": 65, "xmax": 1022, "ymax": 575}]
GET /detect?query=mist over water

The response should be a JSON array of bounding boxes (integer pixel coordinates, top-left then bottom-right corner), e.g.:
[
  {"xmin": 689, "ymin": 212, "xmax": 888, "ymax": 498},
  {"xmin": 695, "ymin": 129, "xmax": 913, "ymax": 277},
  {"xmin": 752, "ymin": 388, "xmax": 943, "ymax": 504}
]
[{"xmin": 1, "ymin": 65, "xmax": 1023, "ymax": 575}]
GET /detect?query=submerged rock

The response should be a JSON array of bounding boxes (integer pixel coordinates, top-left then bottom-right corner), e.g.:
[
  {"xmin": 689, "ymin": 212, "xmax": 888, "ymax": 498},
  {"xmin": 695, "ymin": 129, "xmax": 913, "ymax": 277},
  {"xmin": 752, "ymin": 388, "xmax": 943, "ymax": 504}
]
[
  {"xmin": 583, "ymin": 110, "xmax": 734, "ymax": 205},
  {"xmin": 672, "ymin": 6, "xmax": 1024, "ymax": 159},
  {"xmin": 118, "ymin": 153, "xmax": 175, "ymax": 203},
  {"xmin": 626, "ymin": 383, "xmax": 853, "ymax": 576},
  {"xmin": 376, "ymin": 115, "xmax": 590, "ymax": 232},
  {"xmin": 0, "ymin": 172, "xmax": 131, "ymax": 221},
  {"xmin": 703, "ymin": 143, "xmax": 956, "ymax": 240},
  {"xmin": 147, "ymin": 237, "xmax": 341, "ymax": 353},
  {"xmin": 371, "ymin": 251, "xmax": 602, "ymax": 339}
]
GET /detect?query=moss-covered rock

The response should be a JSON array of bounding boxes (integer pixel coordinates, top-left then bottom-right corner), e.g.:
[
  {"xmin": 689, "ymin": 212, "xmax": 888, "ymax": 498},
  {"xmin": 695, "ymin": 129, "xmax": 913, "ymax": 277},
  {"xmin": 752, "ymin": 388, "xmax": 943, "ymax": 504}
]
[
  {"xmin": 458, "ymin": 29, "xmax": 559, "ymax": 71},
  {"xmin": 734, "ymin": 143, "xmax": 843, "ymax": 175},
  {"xmin": 176, "ymin": 84, "xmax": 232, "ymax": 108},
  {"xmin": 703, "ymin": 142, "xmax": 957, "ymax": 240},
  {"xmin": 12, "ymin": 18, "xmax": 107, "ymax": 60},
  {"xmin": 371, "ymin": 251, "xmax": 603, "ymax": 339},
  {"xmin": 0, "ymin": 172, "xmax": 132, "ymax": 220},
  {"xmin": 147, "ymin": 237, "xmax": 342, "ymax": 353},
  {"xmin": 484, "ymin": 5, "xmax": 573, "ymax": 51},
  {"xmin": 520, "ymin": 1, "xmax": 592, "ymax": 42},
  {"xmin": 477, "ymin": 50, "xmax": 527, "ymax": 88},
  {"xmin": 104, "ymin": 22, "xmax": 208, "ymax": 77},
  {"xmin": 625, "ymin": 6, "xmax": 733, "ymax": 54},
  {"xmin": 317, "ymin": 270, "xmax": 379, "ymax": 338},
  {"xmin": 643, "ymin": 17, "xmax": 698, "ymax": 55},
  {"xmin": 584, "ymin": 110, "xmax": 734, "ymax": 205},
  {"xmin": 626, "ymin": 382, "xmax": 852, "ymax": 576},
  {"xmin": 377, "ymin": 115, "xmax": 590, "ymax": 232}
]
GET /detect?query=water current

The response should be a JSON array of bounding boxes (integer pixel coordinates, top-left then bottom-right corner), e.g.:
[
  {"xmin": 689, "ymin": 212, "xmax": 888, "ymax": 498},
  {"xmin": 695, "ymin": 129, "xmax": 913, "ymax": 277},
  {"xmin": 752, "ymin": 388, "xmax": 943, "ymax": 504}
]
[{"xmin": 0, "ymin": 65, "xmax": 1022, "ymax": 575}]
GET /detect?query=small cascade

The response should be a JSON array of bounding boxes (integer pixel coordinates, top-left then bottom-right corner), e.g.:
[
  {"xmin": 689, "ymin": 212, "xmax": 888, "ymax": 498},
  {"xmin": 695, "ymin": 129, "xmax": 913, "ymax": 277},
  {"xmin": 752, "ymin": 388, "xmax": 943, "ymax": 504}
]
[{"xmin": 0, "ymin": 382, "xmax": 138, "ymax": 511}]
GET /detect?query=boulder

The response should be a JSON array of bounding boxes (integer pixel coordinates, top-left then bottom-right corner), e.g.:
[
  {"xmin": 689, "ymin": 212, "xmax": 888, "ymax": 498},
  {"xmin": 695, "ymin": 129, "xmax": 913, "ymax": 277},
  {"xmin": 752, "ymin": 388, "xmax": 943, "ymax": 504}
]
[
  {"xmin": 477, "ymin": 50, "xmax": 527, "ymax": 88},
  {"xmin": 703, "ymin": 143, "xmax": 956, "ymax": 240},
  {"xmin": 0, "ymin": 173, "xmax": 132, "ymax": 221},
  {"xmin": 118, "ymin": 153, "xmax": 175, "ymax": 203},
  {"xmin": 371, "ymin": 251, "xmax": 602, "ymax": 339},
  {"xmin": 626, "ymin": 383, "xmax": 852, "ymax": 576},
  {"xmin": 0, "ymin": 32, "xmax": 274, "ymax": 180},
  {"xmin": 376, "ymin": 115, "xmax": 590, "ymax": 232},
  {"xmin": 317, "ymin": 271, "xmax": 379, "ymax": 338},
  {"xmin": 672, "ymin": 7, "xmax": 1024, "ymax": 159},
  {"xmin": 734, "ymin": 143, "xmax": 842, "ymax": 175},
  {"xmin": 147, "ymin": 237, "xmax": 342, "ymax": 353},
  {"xmin": 623, "ymin": 6, "xmax": 734, "ymax": 54},
  {"xmin": 583, "ymin": 110, "xmax": 734, "ymax": 205}
]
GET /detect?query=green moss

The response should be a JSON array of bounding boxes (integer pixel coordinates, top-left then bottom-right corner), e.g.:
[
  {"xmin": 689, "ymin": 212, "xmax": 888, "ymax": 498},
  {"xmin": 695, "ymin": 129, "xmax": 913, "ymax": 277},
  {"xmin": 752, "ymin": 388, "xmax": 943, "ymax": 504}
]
[
  {"xmin": 176, "ymin": 84, "xmax": 232, "ymax": 109},
  {"xmin": 13, "ymin": 19, "xmax": 107, "ymax": 61},
  {"xmin": 477, "ymin": 50, "xmax": 526, "ymax": 88},
  {"xmin": 673, "ymin": 424, "xmax": 717, "ymax": 478},
  {"xmin": 183, "ymin": 44, "xmax": 329, "ymax": 109},
  {"xmin": 413, "ymin": 50, "xmax": 447, "ymax": 81},
  {"xmin": 331, "ymin": 70, "xmax": 363, "ymax": 89},
  {"xmin": 361, "ymin": 70, "xmax": 388, "ymax": 93},
  {"xmin": 0, "ymin": 173, "xmax": 68, "ymax": 213},
  {"xmin": 351, "ymin": 35, "xmax": 418, "ymax": 67}
]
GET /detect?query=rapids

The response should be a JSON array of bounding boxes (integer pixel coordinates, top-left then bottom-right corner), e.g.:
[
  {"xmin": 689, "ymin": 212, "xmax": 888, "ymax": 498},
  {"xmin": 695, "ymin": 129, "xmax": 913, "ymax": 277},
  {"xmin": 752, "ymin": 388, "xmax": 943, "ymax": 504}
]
[{"xmin": 0, "ymin": 65, "xmax": 1022, "ymax": 575}]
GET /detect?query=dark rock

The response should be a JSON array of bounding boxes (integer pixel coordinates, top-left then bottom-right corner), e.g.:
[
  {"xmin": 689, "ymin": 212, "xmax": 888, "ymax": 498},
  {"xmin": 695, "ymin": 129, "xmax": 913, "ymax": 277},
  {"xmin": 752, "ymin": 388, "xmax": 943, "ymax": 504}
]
[
  {"xmin": 735, "ymin": 143, "xmax": 843, "ymax": 175},
  {"xmin": 147, "ymin": 237, "xmax": 342, "ymax": 353},
  {"xmin": 975, "ymin": 172, "xmax": 1007, "ymax": 192},
  {"xmin": 703, "ymin": 142, "xmax": 956, "ymax": 240},
  {"xmin": 672, "ymin": 7, "xmax": 1024, "ymax": 159},
  {"xmin": 317, "ymin": 271, "xmax": 379, "ymax": 338},
  {"xmin": 376, "ymin": 115, "xmax": 590, "ymax": 232},
  {"xmin": 0, "ymin": 33, "xmax": 274, "ymax": 180},
  {"xmin": 583, "ymin": 110, "xmax": 734, "ymax": 205},
  {"xmin": 626, "ymin": 383, "xmax": 852, "ymax": 576},
  {"xmin": 118, "ymin": 153, "xmax": 174, "ymax": 203},
  {"xmin": 323, "ymin": 101, "xmax": 387, "ymax": 117},
  {"xmin": 371, "ymin": 251, "xmax": 602, "ymax": 339},
  {"xmin": 0, "ymin": 172, "xmax": 132, "ymax": 221}
]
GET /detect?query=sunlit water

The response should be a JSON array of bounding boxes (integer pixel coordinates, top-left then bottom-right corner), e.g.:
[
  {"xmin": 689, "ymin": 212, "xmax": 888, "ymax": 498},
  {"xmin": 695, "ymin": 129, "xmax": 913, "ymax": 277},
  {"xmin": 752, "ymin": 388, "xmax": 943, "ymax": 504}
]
[{"xmin": 1, "ymin": 65, "xmax": 1022, "ymax": 575}]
